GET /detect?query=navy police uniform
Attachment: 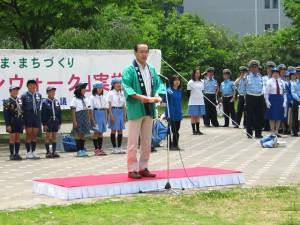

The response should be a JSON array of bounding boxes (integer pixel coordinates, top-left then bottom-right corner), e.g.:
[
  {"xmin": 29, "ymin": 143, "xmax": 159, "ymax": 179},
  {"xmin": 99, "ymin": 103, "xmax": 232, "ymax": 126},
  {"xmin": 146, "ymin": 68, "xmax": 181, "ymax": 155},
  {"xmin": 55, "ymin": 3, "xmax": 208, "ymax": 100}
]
[
  {"xmin": 41, "ymin": 98, "xmax": 62, "ymax": 132},
  {"xmin": 21, "ymin": 91, "xmax": 42, "ymax": 128}
]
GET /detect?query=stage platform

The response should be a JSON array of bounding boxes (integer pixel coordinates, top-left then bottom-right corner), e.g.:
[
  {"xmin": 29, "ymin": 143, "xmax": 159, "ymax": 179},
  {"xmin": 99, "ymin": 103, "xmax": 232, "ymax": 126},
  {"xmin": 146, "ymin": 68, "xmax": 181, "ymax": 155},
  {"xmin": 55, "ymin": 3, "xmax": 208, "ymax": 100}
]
[{"xmin": 33, "ymin": 167, "xmax": 244, "ymax": 200}]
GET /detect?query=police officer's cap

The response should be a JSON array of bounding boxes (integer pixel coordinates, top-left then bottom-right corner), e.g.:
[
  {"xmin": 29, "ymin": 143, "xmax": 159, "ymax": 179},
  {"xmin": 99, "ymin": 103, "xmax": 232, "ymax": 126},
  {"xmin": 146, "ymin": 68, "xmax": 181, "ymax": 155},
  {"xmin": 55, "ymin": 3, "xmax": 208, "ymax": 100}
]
[
  {"xmin": 111, "ymin": 77, "xmax": 122, "ymax": 85},
  {"xmin": 278, "ymin": 64, "xmax": 286, "ymax": 70},
  {"xmin": 271, "ymin": 67, "xmax": 280, "ymax": 73},
  {"xmin": 222, "ymin": 69, "xmax": 231, "ymax": 75},
  {"xmin": 288, "ymin": 70, "xmax": 297, "ymax": 76},
  {"xmin": 9, "ymin": 85, "xmax": 20, "ymax": 90},
  {"xmin": 296, "ymin": 66, "xmax": 300, "ymax": 73},
  {"xmin": 93, "ymin": 81, "xmax": 103, "ymax": 89},
  {"xmin": 26, "ymin": 79, "xmax": 37, "ymax": 86},
  {"xmin": 288, "ymin": 66, "xmax": 295, "ymax": 71},
  {"xmin": 239, "ymin": 66, "xmax": 248, "ymax": 71},
  {"xmin": 201, "ymin": 71, "xmax": 207, "ymax": 77},
  {"xmin": 206, "ymin": 67, "xmax": 215, "ymax": 73},
  {"xmin": 46, "ymin": 86, "xmax": 57, "ymax": 92},
  {"xmin": 248, "ymin": 60, "xmax": 260, "ymax": 67},
  {"xmin": 75, "ymin": 82, "xmax": 88, "ymax": 90},
  {"xmin": 266, "ymin": 61, "xmax": 276, "ymax": 68}
]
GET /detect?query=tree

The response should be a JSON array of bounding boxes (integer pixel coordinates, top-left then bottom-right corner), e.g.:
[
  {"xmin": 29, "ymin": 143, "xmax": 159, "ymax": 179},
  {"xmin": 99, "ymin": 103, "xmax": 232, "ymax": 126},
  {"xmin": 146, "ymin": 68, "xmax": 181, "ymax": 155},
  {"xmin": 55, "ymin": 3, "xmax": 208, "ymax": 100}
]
[{"xmin": 0, "ymin": 0, "xmax": 132, "ymax": 49}]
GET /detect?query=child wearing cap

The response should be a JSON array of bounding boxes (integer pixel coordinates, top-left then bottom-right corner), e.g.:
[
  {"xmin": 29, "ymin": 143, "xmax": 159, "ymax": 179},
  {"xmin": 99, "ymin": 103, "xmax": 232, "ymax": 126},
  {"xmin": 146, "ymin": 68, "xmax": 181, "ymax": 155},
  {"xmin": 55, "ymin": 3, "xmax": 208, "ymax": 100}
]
[
  {"xmin": 88, "ymin": 81, "xmax": 108, "ymax": 156},
  {"xmin": 3, "ymin": 85, "xmax": 23, "ymax": 160},
  {"xmin": 108, "ymin": 77, "xmax": 126, "ymax": 154},
  {"xmin": 70, "ymin": 83, "xmax": 90, "ymax": 157},
  {"xmin": 21, "ymin": 79, "xmax": 42, "ymax": 159},
  {"xmin": 41, "ymin": 86, "xmax": 62, "ymax": 158}
]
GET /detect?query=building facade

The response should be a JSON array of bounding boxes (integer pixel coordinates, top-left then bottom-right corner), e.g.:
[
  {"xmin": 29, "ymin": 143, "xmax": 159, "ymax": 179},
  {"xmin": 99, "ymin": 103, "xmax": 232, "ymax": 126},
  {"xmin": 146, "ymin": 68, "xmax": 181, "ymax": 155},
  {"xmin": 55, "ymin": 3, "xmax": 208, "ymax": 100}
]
[{"xmin": 183, "ymin": 0, "xmax": 291, "ymax": 36}]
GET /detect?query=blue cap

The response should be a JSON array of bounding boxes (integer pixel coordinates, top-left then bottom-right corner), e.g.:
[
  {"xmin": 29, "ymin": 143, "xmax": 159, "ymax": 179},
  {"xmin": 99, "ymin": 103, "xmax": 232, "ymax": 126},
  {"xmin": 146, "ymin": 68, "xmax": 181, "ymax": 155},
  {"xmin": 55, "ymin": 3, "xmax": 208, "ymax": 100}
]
[
  {"xmin": 289, "ymin": 70, "xmax": 297, "ymax": 76},
  {"xmin": 271, "ymin": 67, "xmax": 280, "ymax": 73},
  {"xmin": 46, "ymin": 86, "xmax": 56, "ymax": 91},
  {"xmin": 92, "ymin": 81, "xmax": 103, "ymax": 89},
  {"xmin": 111, "ymin": 77, "xmax": 122, "ymax": 85}
]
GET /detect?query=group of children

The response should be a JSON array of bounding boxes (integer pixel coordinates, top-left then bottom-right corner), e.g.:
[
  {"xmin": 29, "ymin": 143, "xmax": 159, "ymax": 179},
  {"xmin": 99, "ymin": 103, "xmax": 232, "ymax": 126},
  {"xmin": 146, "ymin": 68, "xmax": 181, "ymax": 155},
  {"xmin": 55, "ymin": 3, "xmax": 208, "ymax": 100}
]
[{"xmin": 3, "ymin": 77, "xmax": 126, "ymax": 160}]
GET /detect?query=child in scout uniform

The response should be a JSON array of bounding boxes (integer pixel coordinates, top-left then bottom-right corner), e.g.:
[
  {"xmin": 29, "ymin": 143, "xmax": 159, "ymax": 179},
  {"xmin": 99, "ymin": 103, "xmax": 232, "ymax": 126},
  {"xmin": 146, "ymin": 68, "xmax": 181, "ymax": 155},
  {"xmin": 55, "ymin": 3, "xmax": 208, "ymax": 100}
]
[
  {"xmin": 108, "ymin": 77, "xmax": 126, "ymax": 154},
  {"xmin": 220, "ymin": 69, "xmax": 236, "ymax": 127},
  {"xmin": 3, "ymin": 85, "xmax": 23, "ymax": 160},
  {"xmin": 41, "ymin": 86, "xmax": 62, "ymax": 158},
  {"xmin": 21, "ymin": 79, "xmax": 42, "ymax": 159},
  {"xmin": 89, "ymin": 81, "xmax": 108, "ymax": 156},
  {"xmin": 70, "ymin": 82, "xmax": 90, "ymax": 157}
]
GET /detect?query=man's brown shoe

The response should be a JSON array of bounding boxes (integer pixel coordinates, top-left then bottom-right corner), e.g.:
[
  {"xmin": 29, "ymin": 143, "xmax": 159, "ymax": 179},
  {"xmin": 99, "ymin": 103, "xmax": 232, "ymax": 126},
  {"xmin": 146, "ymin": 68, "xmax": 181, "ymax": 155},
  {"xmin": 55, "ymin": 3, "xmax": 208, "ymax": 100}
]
[
  {"xmin": 128, "ymin": 171, "xmax": 142, "ymax": 179},
  {"xmin": 139, "ymin": 168, "xmax": 156, "ymax": 178}
]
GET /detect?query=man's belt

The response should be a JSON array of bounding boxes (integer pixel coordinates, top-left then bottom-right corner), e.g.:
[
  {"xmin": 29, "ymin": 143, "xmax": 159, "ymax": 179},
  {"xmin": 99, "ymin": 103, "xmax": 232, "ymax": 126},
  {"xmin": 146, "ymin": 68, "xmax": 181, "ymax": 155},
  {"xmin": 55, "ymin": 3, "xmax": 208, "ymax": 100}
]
[
  {"xmin": 247, "ymin": 93, "xmax": 263, "ymax": 96},
  {"xmin": 223, "ymin": 95, "xmax": 233, "ymax": 98}
]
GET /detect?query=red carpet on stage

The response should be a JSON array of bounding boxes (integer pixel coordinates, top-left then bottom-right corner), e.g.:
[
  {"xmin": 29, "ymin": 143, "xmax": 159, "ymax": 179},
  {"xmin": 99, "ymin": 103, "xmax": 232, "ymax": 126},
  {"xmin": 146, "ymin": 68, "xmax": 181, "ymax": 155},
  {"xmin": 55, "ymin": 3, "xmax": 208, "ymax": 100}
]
[{"xmin": 33, "ymin": 167, "xmax": 244, "ymax": 200}]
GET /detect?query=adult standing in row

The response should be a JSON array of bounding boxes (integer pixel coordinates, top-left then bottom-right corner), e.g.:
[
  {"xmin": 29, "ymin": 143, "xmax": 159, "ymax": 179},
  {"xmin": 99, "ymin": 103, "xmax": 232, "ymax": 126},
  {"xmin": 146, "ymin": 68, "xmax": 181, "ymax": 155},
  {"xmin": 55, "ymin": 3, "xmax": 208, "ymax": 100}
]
[
  {"xmin": 220, "ymin": 69, "xmax": 236, "ymax": 127},
  {"xmin": 291, "ymin": 67, "xmax": 300, "ymax": 137},
  {"xmin": 122, "ymin": 43, "xmax": 165, "ymax": 179},
  {"xmin": 187, "ymin": 68, "xmax": 206, "ymax": 135},
  {"xmin": 234, "ymin": 66, "xmax": 248, "ymax": 128},
  {"xmin": 203, "ymin": 67, "xmax": 219, "ymax": 127},
  {"xmin": 245, "ymin": 60, "xmax": 264, "ymax": 138},
  {"xmin": 264, "ymin": 67, "xmax": 287, "ymax": 137}
]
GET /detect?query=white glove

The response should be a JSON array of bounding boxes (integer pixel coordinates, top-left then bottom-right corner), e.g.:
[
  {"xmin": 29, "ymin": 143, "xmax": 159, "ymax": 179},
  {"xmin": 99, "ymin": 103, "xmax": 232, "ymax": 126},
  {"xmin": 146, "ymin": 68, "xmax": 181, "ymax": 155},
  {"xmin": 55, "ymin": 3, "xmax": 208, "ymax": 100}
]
[
  {"xmin": 266, "ymin": 101, "xmax": 271, "ymax": 109},
  {"xmin": 283, "ymin": 102, "xmax": 286, "ymax": 108}
]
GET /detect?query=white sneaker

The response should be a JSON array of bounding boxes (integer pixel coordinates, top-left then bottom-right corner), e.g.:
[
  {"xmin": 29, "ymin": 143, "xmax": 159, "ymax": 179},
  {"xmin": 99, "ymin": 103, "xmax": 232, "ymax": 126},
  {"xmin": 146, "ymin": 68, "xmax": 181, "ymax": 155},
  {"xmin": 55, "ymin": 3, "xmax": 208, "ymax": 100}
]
[
  {"xmin": 26, "ymin": 152, "xmax": 34, "ymax": 159},
  {"xmin": 32, "ymin": 151, "xmax": 40, "ymax": 159},
  {"xmin": 112, "ymin": 147, "xmax": 121, "ymax": 154},
  {"xmin": 118, "ymin": 147, "xmax": 125, "ymax": 154}
]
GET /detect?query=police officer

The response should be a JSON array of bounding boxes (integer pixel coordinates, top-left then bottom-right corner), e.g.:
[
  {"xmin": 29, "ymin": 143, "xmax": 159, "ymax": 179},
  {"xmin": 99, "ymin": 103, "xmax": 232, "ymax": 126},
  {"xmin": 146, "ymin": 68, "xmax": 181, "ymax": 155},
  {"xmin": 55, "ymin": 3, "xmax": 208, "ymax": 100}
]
[
  {"xmin": 220, "ymin": 69, "xmax": 236, "ymax": 127},
  {"xmin": 3, "ymin": 85, "xmax": 23, "ymax": 160},
  {"xmin": 245, "ymin": 60, "xmax": 264, "ymax": 138},
  {"xmin": 41, "ymin": 86, "xmax": 62, "ymax": 158},
  {"xmin": 262, "ymin": 61, "xmax": 276, "ymax": 131},
  {"xmin": 278, "ymin": 64, "xmax": 287, "ymax": 81},
  {"xmin": 234, "ymin": 66, "xmax": 248, "ymax": 128},
  {"xmin": 21, "ymin": 79, "xmax": 42, "ymax": 159},
  {"xmin": 291, "ymin": 66, "xmax": 300, "ymax": 136},
  {"xmin": 203, "ymin": 67, "xmax": 219, "ymax": 127}
]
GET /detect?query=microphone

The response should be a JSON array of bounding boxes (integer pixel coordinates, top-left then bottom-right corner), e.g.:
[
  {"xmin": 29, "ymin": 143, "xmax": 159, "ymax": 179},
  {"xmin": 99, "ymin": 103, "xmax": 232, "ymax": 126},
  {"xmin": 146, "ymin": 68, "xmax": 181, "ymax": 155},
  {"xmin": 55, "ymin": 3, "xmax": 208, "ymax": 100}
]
[{"xmin": 157, "ymin": 73, "xmax": 169, "ymax": 81}]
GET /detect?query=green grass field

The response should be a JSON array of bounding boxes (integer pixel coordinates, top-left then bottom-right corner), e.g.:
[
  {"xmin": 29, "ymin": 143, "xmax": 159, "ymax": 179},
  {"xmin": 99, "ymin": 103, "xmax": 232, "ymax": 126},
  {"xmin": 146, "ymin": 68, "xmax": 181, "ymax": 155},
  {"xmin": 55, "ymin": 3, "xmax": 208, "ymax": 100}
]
[{"xmin": 0, "ymin": 186, "xmax": 299, "ymax": 225}]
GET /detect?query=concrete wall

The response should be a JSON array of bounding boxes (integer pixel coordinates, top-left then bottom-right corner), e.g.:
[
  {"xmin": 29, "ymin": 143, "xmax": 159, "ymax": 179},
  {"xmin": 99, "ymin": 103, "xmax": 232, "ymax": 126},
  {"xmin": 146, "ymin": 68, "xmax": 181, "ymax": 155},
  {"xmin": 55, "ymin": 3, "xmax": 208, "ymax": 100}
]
[{"xmin": 183, "ymin": 0, "xmax": 291, "ymax": 36}]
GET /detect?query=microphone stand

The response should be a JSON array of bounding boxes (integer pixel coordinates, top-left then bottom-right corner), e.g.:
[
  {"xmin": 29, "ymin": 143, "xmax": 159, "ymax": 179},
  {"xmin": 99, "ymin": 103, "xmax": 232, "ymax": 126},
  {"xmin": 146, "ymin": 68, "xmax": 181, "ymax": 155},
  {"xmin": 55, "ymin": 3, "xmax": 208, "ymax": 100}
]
[{"xmin": 139, "ymin": 74, "xmax": 183, "ymax": 194}]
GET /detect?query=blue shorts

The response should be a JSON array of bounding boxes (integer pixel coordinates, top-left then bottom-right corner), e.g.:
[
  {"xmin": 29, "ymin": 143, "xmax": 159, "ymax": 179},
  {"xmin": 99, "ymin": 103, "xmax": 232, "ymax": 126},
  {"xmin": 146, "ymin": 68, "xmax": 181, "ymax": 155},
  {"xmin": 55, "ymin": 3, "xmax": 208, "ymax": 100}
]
[
  {"xmin": 46, "ymin": 119, "xmax": 60, "ymax": 133},
  {"xmin": 24, "ymin": 110, "xmax": 41, "ymax": 128},
  {"xmin": 108, "ymin": 107, "xmax": 125, "ymax": 131},
  {"xmin": 7, "ymin": 117, "xmax": 23, "ymax": 133},
  {"xmin": 188, "ymin": 105, "xmax": 206, "ymax": 116}
]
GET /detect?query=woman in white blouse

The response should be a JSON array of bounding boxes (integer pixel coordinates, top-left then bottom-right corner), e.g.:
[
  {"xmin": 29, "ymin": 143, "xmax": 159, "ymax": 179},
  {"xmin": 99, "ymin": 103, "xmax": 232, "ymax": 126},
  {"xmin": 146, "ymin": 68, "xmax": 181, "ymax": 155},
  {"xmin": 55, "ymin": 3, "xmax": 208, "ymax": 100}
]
[
  {"xmin": 187, "ymin": 68, "xmax": 206, "ymax": 135},
  {"xmin": 264, "ymin": 67, "xmax": 287, "ymax": 137}
]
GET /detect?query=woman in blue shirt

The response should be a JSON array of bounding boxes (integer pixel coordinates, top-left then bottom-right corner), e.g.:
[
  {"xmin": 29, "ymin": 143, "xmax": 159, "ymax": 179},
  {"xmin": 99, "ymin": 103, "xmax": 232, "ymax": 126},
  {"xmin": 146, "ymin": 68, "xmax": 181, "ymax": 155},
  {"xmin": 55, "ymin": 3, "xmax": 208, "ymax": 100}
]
[{"xmin": 163, "ymin": 75, "xmax": 183, "ymax": 150}]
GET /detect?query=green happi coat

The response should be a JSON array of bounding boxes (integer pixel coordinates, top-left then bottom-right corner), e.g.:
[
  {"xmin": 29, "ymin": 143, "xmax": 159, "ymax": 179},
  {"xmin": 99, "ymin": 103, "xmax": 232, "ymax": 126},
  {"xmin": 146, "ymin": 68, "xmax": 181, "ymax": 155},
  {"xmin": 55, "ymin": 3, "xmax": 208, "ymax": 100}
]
[{"xmin": 122, "ymin": 63, "xmax": 165, "ymax": 120}]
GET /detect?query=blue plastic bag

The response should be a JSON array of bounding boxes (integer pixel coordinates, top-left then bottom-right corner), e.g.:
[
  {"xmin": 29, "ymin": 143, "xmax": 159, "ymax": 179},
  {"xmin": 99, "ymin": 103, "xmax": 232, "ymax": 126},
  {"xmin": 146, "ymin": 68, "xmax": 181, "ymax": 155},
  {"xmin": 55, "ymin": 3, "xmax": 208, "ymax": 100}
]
[
  {"xmin": 260, "ymin": 134, "xmax": 277, "ymax": 148},
  {"xmin": 152, "ymin": 120, "xmax": 167, "ymax": 147},
  {"xmin": 63, "ymin": 135, "xmax": 77, "ymax": 152}
]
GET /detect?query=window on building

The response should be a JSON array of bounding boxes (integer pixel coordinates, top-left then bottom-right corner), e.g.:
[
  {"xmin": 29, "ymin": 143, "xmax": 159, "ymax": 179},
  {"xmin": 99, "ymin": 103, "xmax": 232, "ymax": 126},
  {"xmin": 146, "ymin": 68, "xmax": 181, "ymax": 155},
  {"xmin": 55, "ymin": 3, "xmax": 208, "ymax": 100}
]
[
  {"xmin": 273, "ymin": 24, "xmax": 279, "ymax": 31},
  {"xmin": 273, "ymin": 0, "xmax": 278, "ymax": 8},
  {"xmin": 265, "ymin": 0, "xmax": 270, "ymax": 8},
  {"xmin": 265, "ymin": 24, "xmax": 271, "ymax": 30}
]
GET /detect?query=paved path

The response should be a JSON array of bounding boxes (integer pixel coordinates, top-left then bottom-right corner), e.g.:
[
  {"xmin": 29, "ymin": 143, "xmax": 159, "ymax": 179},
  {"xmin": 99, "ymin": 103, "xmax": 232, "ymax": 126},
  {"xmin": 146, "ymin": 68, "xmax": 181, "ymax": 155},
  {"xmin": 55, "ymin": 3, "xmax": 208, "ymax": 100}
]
[{"xmin": 0, "ymin": 119, "xmax": 299, "ymax": 210}]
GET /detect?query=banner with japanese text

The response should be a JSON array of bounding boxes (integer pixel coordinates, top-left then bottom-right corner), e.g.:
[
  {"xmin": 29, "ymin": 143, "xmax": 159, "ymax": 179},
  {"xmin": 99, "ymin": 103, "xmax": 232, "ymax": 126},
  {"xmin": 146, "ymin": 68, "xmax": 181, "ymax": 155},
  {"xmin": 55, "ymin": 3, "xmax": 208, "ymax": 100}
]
[{"xmin": 0, "ymin": 49, "xmax": 162, "ymax": 111}]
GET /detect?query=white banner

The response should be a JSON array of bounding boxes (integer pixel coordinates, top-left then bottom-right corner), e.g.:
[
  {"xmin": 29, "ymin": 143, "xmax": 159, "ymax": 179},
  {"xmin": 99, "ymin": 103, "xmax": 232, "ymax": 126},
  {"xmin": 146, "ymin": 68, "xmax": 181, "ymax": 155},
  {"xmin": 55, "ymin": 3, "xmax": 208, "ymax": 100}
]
[{"xmin": 0, "ymin": 49, "xmax": 162, "ymax": 111}]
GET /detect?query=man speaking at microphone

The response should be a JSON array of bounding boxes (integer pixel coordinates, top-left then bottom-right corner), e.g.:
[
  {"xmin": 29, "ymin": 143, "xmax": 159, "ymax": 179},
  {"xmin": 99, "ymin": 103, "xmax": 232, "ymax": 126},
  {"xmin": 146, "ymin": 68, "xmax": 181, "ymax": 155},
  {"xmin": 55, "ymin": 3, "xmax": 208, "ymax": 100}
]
[{"xmin": 122, "ymin": 43, "xmax": 165, "ymax": 179}]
